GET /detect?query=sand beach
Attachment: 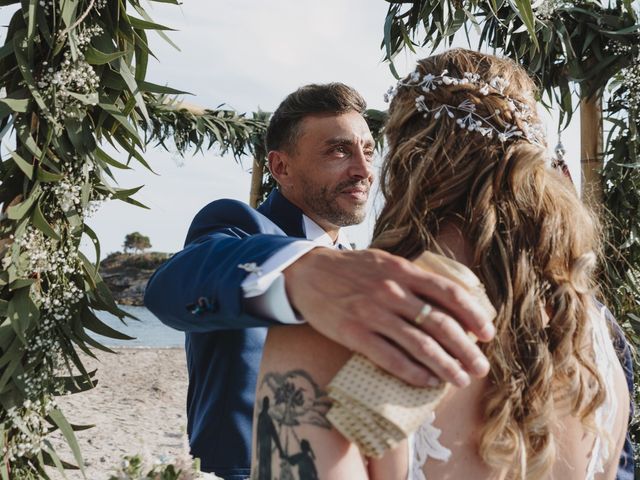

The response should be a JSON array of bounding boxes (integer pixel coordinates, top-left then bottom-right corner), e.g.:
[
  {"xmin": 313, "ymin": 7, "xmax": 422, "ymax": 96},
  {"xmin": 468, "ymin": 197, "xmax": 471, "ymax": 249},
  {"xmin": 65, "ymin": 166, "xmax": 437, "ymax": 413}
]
[{"xmin": 48, "ymin": 348, "xmax": 191, "ymax": 479}]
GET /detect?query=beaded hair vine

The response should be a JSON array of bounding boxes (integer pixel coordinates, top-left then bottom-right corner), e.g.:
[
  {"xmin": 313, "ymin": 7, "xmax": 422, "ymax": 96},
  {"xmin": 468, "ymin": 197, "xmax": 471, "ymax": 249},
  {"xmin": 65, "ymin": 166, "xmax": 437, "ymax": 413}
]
[{"xmin": 384, "ymin": 70, "xmax": 546, "ymax": 147}]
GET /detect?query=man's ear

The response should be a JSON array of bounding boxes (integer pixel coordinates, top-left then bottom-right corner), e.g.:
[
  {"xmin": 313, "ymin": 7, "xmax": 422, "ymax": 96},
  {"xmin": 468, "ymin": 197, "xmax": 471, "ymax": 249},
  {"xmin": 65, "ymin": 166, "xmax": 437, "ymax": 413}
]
[{"xmin": 267, "ymin": 150, "xmax": 292, "ymax": 187}]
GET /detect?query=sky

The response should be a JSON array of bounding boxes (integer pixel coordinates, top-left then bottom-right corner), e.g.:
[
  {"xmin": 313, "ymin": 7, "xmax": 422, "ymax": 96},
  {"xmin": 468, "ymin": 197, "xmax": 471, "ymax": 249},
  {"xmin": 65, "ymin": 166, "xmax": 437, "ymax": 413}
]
[{"xmin": 0, "ymin": 1, "xmax": 582, "ymax": 255}]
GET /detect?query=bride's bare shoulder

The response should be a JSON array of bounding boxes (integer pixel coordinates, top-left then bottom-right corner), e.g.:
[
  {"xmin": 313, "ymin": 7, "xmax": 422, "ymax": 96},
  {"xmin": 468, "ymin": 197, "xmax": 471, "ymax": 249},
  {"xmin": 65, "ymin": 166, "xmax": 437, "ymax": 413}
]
[{"xmin": 553, "ymin": 351, "xmax": 629, "ymax": 480}]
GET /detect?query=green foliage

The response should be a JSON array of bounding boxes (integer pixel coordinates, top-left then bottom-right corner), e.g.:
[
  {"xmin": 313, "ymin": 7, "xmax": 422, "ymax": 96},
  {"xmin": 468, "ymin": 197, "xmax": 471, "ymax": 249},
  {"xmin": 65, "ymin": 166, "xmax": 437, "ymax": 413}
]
[
  {"xmin": 108, "ymin": 454, "xmax": 208, "ymax": 480},
  {"xmin": 147, "ymin": 96, "xmax": 269, "ymax": 161},
  {"xmin": 123, "ymin": 232, "xmax": 152, "ymax": 253},
  {"xmin": 382, "ymin": 0, "xmax": 640, "ymax": 471},
  {"xmin": 0, "ymin": 1, "xmax": 269, "ymax": 477},
  {"xmin": 383, "ymin": 1, "xmax": 638, "ymax": 115}
]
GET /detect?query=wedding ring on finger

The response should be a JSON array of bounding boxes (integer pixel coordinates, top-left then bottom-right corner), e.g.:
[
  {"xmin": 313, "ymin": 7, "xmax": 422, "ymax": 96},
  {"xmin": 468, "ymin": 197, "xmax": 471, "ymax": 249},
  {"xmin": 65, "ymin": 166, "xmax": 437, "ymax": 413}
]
[{"xmin": 414, "ymin": 302, "xmax": 433, "ymax": 325}]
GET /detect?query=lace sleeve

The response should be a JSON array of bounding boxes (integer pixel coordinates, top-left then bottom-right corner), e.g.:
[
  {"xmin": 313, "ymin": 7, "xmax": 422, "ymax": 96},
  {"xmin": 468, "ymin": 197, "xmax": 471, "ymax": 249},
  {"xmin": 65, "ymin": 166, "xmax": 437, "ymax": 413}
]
[
  {"xmin": 407, "ymin": 411, "xmax": 451, "ymax": 480},
  {"xmin": 585, "ymin": 305, "xmax": 620, "ymax": 480}
]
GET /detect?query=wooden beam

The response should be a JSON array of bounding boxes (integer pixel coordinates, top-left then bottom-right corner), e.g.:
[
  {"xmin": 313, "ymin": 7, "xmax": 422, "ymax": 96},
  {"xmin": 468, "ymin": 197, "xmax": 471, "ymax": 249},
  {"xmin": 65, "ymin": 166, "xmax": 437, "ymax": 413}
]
[
  {"xmin": 249, "ymin": 157, "xmax": 264, "ymax": 208},
  {"xmin": 580, "ymin": 92, "xmax": 604, "ymax": 210}
]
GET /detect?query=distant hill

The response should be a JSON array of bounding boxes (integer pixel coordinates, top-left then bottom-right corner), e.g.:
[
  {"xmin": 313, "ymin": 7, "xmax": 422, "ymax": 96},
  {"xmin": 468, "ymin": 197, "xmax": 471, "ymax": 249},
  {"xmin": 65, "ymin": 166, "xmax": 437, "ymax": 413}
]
[{"xmin": 99, "ymin": 252, "xmax": 172, "ymax": 306}]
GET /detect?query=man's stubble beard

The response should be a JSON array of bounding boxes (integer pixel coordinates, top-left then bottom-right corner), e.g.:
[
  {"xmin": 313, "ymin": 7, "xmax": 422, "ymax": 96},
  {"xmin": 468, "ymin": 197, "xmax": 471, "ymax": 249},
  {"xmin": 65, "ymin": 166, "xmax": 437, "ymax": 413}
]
[{"xmin": 300, "ymin": 178, "xmax": 369, "ymax": 227}]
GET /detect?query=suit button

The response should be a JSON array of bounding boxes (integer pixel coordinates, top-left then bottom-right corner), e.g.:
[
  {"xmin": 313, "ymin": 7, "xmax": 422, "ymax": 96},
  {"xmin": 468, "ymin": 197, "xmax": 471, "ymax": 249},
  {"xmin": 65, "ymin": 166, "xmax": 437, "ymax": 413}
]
[
  {"xmin": 186, "ymin": 297, "xmax": 218, "ymax": 315},
  {"xmin": 185, "ymin": 303, "xmax": 200, "ymax": 315}
]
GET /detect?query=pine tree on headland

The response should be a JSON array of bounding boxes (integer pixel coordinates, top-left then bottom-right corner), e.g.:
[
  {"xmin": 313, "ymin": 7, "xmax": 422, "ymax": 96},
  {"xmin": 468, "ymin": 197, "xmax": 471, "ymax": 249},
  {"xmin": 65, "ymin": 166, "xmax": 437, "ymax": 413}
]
[{"xmin": 123, "ymin": 232, "xmax": 152, "ymax": 254}]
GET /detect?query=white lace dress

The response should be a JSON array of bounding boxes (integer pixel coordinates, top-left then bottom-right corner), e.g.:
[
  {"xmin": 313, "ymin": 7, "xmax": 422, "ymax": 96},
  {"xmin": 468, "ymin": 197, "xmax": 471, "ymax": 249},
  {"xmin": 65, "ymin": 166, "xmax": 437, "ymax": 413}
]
[{"xmin": 407, "ymin": 305, "xmax": 620, "ymax": 480}]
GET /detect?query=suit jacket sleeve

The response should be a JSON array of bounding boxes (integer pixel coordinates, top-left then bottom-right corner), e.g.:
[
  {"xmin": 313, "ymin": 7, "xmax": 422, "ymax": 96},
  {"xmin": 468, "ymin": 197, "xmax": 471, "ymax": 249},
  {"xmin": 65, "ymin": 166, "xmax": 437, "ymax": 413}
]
[
  {"xmin": 144, "ymin": 199, "xmax": 304, "ymax": 332},
  {"xmin": 601, "ymin": 305, "xmax": 636, "ymax": 480}
]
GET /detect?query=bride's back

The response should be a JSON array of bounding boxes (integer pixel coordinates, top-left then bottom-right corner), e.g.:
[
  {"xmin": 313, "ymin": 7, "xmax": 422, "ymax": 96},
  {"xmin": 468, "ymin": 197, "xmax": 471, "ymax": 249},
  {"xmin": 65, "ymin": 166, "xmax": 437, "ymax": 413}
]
[
  {"xmin": 415, "ymin": 303, "xmax": 629, "ymax": 480},
  {"xmin": 375, "ymin": 48, "xmax": 630, "ymax": 479}
]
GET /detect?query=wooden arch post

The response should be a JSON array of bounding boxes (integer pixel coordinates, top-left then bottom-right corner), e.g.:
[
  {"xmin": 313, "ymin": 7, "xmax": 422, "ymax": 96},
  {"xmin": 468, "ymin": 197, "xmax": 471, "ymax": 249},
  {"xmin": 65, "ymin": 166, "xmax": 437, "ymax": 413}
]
[
  {"xmin": 249, "ymin": 157, "xmax": 265, "ymax": 208},
  {"xmin": 249, "ymin": 135, "xmax": 268, "ymax": 208},
  {"xmin": 580, "ymin": 90, "xmax": 604, "ymax": 210}
]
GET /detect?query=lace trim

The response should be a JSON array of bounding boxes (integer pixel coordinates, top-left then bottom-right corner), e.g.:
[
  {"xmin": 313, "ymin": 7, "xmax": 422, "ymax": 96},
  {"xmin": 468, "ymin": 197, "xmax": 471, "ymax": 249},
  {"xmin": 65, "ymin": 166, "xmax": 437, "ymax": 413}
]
[
  {"xmin": 585, "ymin": 305, "xmax": 618, "ymax": 480},
  {"xmin": 408, "ymin": 411, "xmax": 451, "ymax": 480}
]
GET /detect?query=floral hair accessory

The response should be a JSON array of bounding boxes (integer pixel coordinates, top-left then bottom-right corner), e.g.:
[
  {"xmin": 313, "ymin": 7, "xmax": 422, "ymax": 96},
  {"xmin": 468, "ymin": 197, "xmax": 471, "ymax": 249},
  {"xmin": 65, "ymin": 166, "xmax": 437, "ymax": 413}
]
[{"xmin": 384, "ymin": 70, "xmax": 546, "ymax": 147}]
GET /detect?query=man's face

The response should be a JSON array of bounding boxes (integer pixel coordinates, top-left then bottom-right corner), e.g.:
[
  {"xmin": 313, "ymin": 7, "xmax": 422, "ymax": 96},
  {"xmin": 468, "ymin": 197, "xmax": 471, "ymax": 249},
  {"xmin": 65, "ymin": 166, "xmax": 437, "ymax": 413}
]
[{"xmin": 279, "ymin": 111, "xmax": 375, "ymax": 230}]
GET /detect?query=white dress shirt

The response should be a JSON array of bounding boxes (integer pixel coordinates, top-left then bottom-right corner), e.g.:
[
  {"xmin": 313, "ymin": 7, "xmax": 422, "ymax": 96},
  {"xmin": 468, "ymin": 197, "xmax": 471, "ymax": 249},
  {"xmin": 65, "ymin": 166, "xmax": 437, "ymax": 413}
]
[{"xmin": 241, "ymin": 215, "xmax": 352, "ymax": 323}]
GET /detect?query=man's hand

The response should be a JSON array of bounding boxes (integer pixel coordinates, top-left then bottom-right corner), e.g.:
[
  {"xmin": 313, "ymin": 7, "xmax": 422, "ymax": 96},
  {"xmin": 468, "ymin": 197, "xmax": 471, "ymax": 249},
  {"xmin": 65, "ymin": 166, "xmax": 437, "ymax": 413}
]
[{"xmin": 283, "ymin": 248, "xmax": 495, "ymax": 388}]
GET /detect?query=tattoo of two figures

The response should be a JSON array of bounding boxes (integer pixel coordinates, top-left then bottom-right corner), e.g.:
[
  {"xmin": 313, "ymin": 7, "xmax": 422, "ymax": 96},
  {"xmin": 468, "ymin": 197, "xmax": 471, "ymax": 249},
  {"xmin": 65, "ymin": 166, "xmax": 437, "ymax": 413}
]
[{"xmin": 254, "ymin": 369, "xmax": 331, "ymax": 480}]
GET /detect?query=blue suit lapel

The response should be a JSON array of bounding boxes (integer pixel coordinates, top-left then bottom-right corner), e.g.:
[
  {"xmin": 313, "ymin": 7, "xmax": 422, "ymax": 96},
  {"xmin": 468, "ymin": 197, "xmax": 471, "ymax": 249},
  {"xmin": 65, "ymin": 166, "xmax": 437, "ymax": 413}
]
[{"xmin": 257, "ymin": 189, "xmax": 306, "ymax": 238}]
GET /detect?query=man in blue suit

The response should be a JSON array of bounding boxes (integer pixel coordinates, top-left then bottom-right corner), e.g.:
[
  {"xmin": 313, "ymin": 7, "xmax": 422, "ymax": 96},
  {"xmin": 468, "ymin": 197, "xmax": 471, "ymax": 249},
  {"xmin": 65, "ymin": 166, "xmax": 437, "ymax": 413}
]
[{"xmin": 144, "ymin": 83, "xmax": 633, "ymax": 479}]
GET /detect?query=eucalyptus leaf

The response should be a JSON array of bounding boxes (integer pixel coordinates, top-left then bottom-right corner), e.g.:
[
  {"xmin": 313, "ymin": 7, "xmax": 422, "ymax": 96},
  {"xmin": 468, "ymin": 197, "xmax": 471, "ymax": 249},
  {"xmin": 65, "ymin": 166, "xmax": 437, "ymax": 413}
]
[
  {"xmin": 16, "ymin": 123, "xmax": 44, "ymax": 158},
  {"xmin": 0, "ymin": 456, "xmax": 8, "ymax": 480},
  {"xmin": 383, "ymin": 9, "xmax": 396, "ymax": 62},
  {"xmin": 110, "ymin": 184, "xmax": 144, "ymax": 200},
  {"xmin": 0, "ymin": 104, "xmax": 12, "ymax": 124},
  {"xmin": 82, "ymin": 225, "xmax": 101, "ymax": 268},
  {"xmin": 12, "ymin": 33, "xmax": 49, "ymax": 114},
  {"xmin": 32, "ymin": 200, "xmax": 61, "ymax": 241},
  {"xmin": 36, "ymin": 167, "xmax": 64, "ymax": 182},
  {"xmin": 98, "ymin": 102, "xmax": 142, "ymax": 142},
  {"xmin": 56, "ymin": 369, "xmax": 97, "ymax": 395},
  {"xmin": 128, "ymin": 16, "xmax": 176, "ymax": 31},
  {"xmin": 6, "ymin": 187, "xmax": 38, "ymax": 219},
  {"xmin": 66, "ymin": 91, "xmax": 99, "ymax": 106},
  {"xmin": 127, "ymin": 145, "xmax": 157, "ymax": 173},
  {"xmin": 8, "ymin": 148, "xmax": 33, "ymax": 180},
  {"xmin": 0, "ymin": 335, "xmax": 20, "ymax": 370},
  {"xmin": 599, "ymin": 24, "xmax": 640, "ymax": 35},
  {"xmin": 8, "ymin": 278, "xmax": 34, "ymax": 291},
  {"xmin": 66, "ymin": 308, "xmax": 118, "ymax": 354},
  {"xmin": 41, "ymin": 443, "xmax": 70, "ymax": 474},
  {"xmin": 84, "ymin": 47, "xmax": 126, "ymax": 65},
  {"xmin": 70, "ymin": 323, "xmax": 117, "ymax": 355},
  {"xmin": 118, "ymin": 195, "xmax": 150, "ymax": 210},
  {"xmin": 91, "ymin": 275, "xmax": 125, "ymax": 315},
  {"xmin": 132, "ymin": 3, "xmax": 181, "ymax": 51},
  {"xmin": 118, "ymin": 58, "xmax": 151, "ymax": 124},
  {"xmin": 0, "ymin": 354, "xmax": 21, "ymax": 399},
  {"xmin": 59, "ymin": 0, "xmax": 79, "ymax": 30},
  {"xmin": 26, "ymin": 0, "xmax": 36, "ymax": 43},
  {"xmin": 48, "ymin": 408, "xmax": 86, "ymax": 476},
  {"xmin": 0, "ymin": 97, "xmax": 28, "ymax": 112},
  {"xmin": 95, "ymin": 146, "xmax": 132, "ymax": 170},
  {"xmin": 36, "ymin": 6, "xmax": 53, "ymax": 47},
  {"xmin": 82, "ymin": 307, "xmax": 135, "ymax": 340},
  {"xmin": 139, "ymin": 81, "xmax": 189, "ymax": 95},
  {"xmin": 6, "ymin": 288, "xmax": 39, "ymax": 344}
]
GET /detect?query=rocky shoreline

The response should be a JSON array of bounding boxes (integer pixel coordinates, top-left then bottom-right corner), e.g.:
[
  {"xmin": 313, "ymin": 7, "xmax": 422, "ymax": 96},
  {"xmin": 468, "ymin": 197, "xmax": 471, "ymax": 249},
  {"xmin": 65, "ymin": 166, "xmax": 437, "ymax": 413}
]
[{"xmin": 99, "ymin": 252, "xmax": 171, "ymax": 306}]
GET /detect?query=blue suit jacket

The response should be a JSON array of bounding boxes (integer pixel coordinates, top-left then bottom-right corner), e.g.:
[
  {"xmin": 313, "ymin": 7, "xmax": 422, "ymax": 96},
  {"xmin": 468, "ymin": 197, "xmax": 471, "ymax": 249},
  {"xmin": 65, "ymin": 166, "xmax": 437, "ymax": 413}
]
[
  {"xmin": 145, "ymin": 190, "xmax": 307, "ymax": 479},
  {"xmin": 145, "ymin": 189, "xmax": 635, "ymax": 479},
  {"xmin": 603, "ymin": 305, "xmax": 636, "ymax": 480}
]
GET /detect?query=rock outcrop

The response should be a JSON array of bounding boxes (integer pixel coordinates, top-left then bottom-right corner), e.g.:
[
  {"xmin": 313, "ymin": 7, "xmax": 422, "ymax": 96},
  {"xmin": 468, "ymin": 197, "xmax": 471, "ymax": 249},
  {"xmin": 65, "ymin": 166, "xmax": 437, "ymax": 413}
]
[{"xmin": 99, "ymin": 252, "xmax": 171, "ymax": 306}]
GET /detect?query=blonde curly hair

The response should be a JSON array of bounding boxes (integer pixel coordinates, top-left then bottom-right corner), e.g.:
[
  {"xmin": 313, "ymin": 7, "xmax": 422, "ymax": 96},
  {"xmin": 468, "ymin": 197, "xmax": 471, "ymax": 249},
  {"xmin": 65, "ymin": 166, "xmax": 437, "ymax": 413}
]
[{"xmin": 372, "ymin": 48, "xmax": 605, "ymax": 479}]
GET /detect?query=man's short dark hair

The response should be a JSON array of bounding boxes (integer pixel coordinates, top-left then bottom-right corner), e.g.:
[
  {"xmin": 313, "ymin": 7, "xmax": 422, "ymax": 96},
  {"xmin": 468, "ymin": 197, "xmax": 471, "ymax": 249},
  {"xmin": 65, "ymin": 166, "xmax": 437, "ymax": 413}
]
[{"xmin": 266, "ymin": 83, "xmax": 367, "ymax": 152}]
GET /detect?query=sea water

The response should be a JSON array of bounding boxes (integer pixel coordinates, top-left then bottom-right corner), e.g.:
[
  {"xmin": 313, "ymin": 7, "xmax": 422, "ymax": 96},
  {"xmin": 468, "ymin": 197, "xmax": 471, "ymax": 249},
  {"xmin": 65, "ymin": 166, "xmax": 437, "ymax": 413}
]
[{"xmin": 93, "ymin": 305, "xmax": 185, "ymax": 348}]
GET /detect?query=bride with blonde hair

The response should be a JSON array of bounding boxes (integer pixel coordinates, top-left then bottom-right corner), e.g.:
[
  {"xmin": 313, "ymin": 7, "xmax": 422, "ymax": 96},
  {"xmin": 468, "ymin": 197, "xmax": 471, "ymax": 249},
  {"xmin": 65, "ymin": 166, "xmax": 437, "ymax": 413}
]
[{"xmin": 250, "ymin": 49, "xmax": 630, "ymax": 480}]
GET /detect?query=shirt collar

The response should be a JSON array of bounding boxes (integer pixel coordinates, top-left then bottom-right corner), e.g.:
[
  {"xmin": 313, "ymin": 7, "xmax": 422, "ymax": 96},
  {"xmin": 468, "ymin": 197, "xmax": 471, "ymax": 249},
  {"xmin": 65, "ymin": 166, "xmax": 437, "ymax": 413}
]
[{"xmin": 302, "ymin": 215, "xmax": 352, "ymax": 249}]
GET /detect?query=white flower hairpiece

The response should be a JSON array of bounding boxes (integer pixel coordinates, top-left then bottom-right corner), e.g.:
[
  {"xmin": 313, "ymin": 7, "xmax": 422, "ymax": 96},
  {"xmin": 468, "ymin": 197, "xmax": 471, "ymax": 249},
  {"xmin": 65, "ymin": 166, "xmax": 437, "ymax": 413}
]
[{"xmin": 384, "ymin": 70, "xmax": 546, "ymax": 147}]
